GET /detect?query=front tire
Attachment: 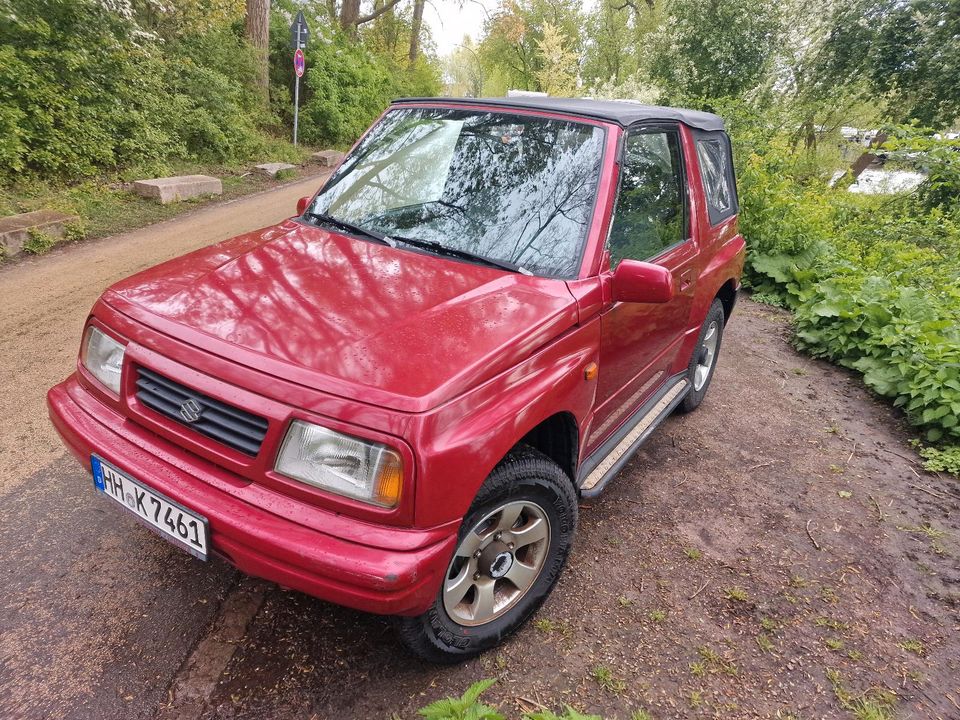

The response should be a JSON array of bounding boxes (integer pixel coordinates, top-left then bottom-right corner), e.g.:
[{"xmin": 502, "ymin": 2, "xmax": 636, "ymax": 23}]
[
  {"xmin": 396, "ymin": 446, "xmax": 577, "ymax": 663},
  {"xmin": 678, "ymin": 299, "xmax": 725, "ymax": 413}
]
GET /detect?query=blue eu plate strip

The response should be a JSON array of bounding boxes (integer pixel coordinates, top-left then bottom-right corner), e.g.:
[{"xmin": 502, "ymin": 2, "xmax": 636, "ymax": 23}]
[{"xmin": 91, "ymin": 455, "xmax": 105, "ymax": 491}]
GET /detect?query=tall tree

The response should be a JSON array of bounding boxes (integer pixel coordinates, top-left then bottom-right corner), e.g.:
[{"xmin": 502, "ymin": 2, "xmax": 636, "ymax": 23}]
[
  {"xmin": 817, "ymin": 0, "xmax": 960, "ymax": 127},
  {"xmin": 535, "ymin": 23, "xmax": 577, "ymax": 95},
  {"xmin": 646, "ymin": 0, "xmax": 783, "ymax": 102},
  {"xmin": 339, "ymin": 0, "xmax": 406, "ymax": 36},
  {"xmin": 409, "ymin": 0, "xmax": 425, "ymax": 62},
  {"xmin": 245, "ymin": 0, "xmax": 270, "ymax": 103}
]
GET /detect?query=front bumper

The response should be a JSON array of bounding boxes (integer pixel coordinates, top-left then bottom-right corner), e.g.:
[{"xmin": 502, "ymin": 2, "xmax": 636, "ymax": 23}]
[{"xmin": 47, "ymin": 375, "xmax": 456, "ymax": 616}]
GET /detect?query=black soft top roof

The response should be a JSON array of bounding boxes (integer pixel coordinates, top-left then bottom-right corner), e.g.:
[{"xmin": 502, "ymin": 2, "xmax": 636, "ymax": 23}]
[{"xmin": 391, "ymin": 96, "xmax": 726, "ymax": 132}]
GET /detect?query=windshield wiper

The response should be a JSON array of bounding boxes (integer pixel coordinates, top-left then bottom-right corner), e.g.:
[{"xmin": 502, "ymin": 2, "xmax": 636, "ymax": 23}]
[
  {"xmin": 392, "ymin": 235, "xmax": 531, "ymax": 275},
  {"xmin": 304, "ymin": 211, "xmax": 395, "ymax": 246}
]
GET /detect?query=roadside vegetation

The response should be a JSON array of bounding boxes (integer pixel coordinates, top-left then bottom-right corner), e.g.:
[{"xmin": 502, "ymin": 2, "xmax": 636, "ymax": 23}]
[{"xmin": 0, "ymin": 0, "xmax": 442, "ymax": 251}]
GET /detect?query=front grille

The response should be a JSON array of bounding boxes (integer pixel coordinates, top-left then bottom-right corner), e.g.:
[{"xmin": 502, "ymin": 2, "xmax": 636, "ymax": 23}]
[{"xmin": 135, "ymin": 367, "xmax": 268, "ymax": 456}]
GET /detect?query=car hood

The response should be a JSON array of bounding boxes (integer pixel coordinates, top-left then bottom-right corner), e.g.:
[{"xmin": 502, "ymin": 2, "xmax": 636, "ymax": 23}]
[{"xmin": 103, "ymin": 220, "xmax": 579, "ymax": 412}]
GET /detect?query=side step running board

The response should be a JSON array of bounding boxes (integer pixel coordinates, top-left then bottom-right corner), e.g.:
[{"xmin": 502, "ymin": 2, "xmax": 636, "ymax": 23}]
[{"xmin": 577, "ymin": 377, "xmax": 690, "ymax": 498}]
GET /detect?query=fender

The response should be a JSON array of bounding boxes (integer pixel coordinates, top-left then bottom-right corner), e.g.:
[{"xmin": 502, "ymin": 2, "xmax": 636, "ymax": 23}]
[
  {"xmin": 411, "ymin": 317, "xmax": 602, "ymax": 527},
  {"xmin": 676, "ymin": 229, "xmax": 746, "ymax": 369}
]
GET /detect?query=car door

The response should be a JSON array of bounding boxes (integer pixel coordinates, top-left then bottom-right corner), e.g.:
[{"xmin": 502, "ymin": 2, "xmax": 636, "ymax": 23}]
[{"xmin": 587, "ymin": 123, "xmax": 697, "ymax": 452}]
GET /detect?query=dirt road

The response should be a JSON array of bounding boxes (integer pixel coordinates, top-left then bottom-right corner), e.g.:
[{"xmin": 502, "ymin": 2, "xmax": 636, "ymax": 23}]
[{"xmin": 1, "ymin": 185, "xmax": 958, "ymax": 718}]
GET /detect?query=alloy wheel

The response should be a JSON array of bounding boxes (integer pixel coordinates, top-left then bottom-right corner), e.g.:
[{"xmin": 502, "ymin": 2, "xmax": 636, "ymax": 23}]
[
  {"xmin": 442, "ymin": 501, "xmax": 551, "ymax": 626},
  {"xmin": 694, "ymin": 320, "xmax": 719, "ymax": 391}
]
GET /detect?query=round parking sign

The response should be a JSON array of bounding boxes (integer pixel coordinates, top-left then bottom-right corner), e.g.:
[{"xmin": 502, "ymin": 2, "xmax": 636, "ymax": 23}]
[{"xmin": 294, "ymin": 48, "xmax": 305, "ymax": 78}]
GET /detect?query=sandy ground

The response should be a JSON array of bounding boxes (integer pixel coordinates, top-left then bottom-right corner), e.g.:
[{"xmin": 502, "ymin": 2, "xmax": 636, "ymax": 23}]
[{"xmin": 0, "ymin": 191, "xmax": 957, "ymax": 719}]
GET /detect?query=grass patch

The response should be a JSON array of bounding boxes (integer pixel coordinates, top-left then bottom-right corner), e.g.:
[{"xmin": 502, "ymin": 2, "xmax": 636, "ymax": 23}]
[
  {"xmin": 760, "ymin": 617, "xmax": 779, "ymax": 632},
  {"xmin": 683, "ymin": 547, "xmax": 702, "ymax": 560},
  {"xmin": 815, "ymin": 616, "xmax": 849, "ymax": 632},
  {"xmin": 590, "ymin": 665, "xmax": 626, "ymax": 694},
  {"xmin": 534, "ymin": 618, "xmax": 556, "ymax": 633},
  {"xmin": 648, "ymin": 609, "xmax": 666, "ymax": 623},
  {"xmin": 725, "ymin": 586, "xmax": 750, "ymax": 602},
  {"xmin": 897, "ymin": 523, "xmax": 946, "ymax": 540},
  {"xmin": 697, "ymin": 645, "xmax": 738, "ymax": 676},
  {"xmin": 897, "ymin": 638, "xmax": 925, "ymax": 656},
  {"xmin": 756, "ymin": 633, "xmax": 775, "ymax": 653},
  {"xmin": 824, "ymin": 637, "xmax": 845, "ymax": 651},
  {"xmin": 826, "ymin": 669, "xmax": 897, "ymax": 719}
]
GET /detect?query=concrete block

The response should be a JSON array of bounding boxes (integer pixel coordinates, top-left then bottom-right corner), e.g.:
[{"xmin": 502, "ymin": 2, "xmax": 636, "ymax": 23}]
[
  {"xmin": 133, "ymin": 175, "xmax": 222, "ymax": 204},
  {"xmin": 0, "ymin": 209, "xmax": 80, "ymax": 257},
  {"xmin": 253, "ymin": 162, "xmax": 297, "ymax": 178},
  {"xmin": 310, "ymin": 150, "xmax": 345, "ymax": 167}
]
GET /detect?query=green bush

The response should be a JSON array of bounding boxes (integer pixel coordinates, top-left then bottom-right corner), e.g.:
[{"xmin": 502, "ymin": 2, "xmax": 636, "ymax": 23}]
[
  {"xmin": 0, "ymin": 0, "xmax": 281, "ymax": 182},
  {"xmin": 737, "ymin": 126, "xmax": 960, "ymax": 446}
]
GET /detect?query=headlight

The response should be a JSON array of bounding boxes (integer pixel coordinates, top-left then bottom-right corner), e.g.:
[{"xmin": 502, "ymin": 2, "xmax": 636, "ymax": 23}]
[
  {"xmin": 276, "ymin": 420, "xmax": 403, "ymax": 507},
  {"xmin": 81, "ymin": 326, "xmax": 125, "ymax": 394}
]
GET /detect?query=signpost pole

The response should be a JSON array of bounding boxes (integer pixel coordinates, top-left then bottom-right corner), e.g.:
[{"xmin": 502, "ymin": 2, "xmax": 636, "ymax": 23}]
[{"xmin": 293, "ymin": 19, "xmax": 301, "ymax": 146}]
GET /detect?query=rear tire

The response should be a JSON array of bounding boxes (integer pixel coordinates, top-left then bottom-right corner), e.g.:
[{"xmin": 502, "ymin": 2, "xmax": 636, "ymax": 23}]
[
  {"xmin": 678, "ymin": 299, "xmax": 725, "ymax": 414},
  {"xmin": 396, "ymin": 446, "xmax": 577, "ymax": 663}
]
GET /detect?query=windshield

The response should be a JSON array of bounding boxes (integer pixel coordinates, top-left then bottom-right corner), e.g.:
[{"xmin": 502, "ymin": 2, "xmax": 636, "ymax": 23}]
[{"xmin": 307, "ymin": 107, "xmax": 606, "ymax": 278}]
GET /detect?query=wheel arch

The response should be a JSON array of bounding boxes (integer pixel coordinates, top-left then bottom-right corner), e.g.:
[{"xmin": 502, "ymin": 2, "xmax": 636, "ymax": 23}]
[
  {"xmin": 715, "ymin": 277, "xmax": 738, "ymax": 324},
  {"xmin": 515, "ymin": 411, "xmax": 579, "ymax": 482}
]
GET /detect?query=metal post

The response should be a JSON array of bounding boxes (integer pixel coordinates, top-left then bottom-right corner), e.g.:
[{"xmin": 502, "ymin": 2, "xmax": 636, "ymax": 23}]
[
  {"xmin": 293, "ymin": 75, "xmax": 300, "ymax": 146},
  {"xmin": 293, "ymin": 19, "xmax": 301, "ymax": 146}
]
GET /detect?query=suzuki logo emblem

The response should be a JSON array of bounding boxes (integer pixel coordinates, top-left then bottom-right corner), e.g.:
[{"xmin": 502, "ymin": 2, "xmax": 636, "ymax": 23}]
[{"xmin": 178, "ymin": 398, "xmax": 203, "ymax": 423}]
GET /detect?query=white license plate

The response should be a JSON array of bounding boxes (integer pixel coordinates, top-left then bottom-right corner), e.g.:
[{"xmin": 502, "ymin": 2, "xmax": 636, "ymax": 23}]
[{"xmin": 91, "ymin": 455, "xmax": 209, "ymax": 560}]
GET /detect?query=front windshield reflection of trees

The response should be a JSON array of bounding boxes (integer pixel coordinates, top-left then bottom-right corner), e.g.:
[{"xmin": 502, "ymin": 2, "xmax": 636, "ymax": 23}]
[{"xmin": 310, "ymin": 109, "xmax": 605, "ymax": 278}]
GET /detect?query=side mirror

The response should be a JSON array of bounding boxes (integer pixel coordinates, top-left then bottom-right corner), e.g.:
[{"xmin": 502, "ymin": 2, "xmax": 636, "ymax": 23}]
[
  {"xmin": 612, "ymin": 259, "xmax": 675, "ymax": 304},
  {"xmin": 296, "ymin": 196, "xmax": 311, "ymax": 215}
]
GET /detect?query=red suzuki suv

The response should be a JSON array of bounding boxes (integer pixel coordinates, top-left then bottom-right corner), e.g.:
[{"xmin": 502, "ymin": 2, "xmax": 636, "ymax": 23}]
[{"xmin": 48, "ymin": 96, "xmax": 744, "ymax": 662}]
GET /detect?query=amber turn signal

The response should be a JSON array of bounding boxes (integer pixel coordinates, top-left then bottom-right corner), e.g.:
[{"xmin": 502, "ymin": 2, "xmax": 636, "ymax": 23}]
[{"xmin": 584, "ymin": 362, "xmax": 598, "ymax": 381}]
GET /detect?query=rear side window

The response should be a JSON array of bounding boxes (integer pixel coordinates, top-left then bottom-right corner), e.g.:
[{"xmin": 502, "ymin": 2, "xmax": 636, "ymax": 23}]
[{"xmin": 695, "ymin": 132, "xmax": 737, "ymax": 225}]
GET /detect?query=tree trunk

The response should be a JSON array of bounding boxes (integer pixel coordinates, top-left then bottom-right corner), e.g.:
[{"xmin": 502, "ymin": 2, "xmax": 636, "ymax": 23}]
[
  {"xmin": 340, "ymin": 0, "xmax": 360, "ymax": 34},
  {"xmin": 849, "ymin": 131, "xmax": 889, "ymax": 180},
  {"xmin": 409, "ymin": 0, "xmax": 424, "ymax": 63},
  {"xmin": 245, "ymin": 0, "xmax": 270, "ymax": 105},
  {"xmin": 341, "ymin": 0, "xmax": 404, "ymax": 35}
]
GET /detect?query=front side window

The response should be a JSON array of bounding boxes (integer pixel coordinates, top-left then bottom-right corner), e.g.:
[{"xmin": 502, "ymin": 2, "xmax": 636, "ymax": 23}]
[
  {"xmin": 607, "ymin": 128, "xmax": 685, "ymax": 266},
  {"xmin": 696, "ymin": 134, "xmax": 737, "ymax": 225},
  {"xmin": 308, "ymin": 108, "xmax": 606, "ymax": 278}
]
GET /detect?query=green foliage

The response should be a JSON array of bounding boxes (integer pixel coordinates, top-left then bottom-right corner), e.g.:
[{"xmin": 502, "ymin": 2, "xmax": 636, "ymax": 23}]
[
  {"xmin": 736, "ymin": 122, "xmax": 960, "ymax": 446},
  {"xmin": 269, "ymin": 9, "xmax": 441, "ymax": 148},
  {"xmin": 22, "ymin": 227, "xmax": 58, "ymax": 254},
  {"xmin": 418, "ymin": 679, "xmax": 504, "ymax": 720},
  {"xmin": 647, "ymin": 0, "xmax": 783, "ymax": 103},
  {"xmin": 817, "ymin": 0, "xmax": 960, "ymax": 127},
  {"xmin": 478, "ymin": 0, "xmax": 583, "ymax": 93},
  {"xmin": 0, "ymin": 0, "xmax": 275, "ymax": 181},
  {"xmin": 416, "ymin": 681, "xmax": 609, "ymax": 720},
  {"xmin": 918, "ymin": 445, "xmax": 960, "ymax": 476}
]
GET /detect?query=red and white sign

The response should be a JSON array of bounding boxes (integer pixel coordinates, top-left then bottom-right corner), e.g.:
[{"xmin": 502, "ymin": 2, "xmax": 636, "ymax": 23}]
[{"xmin": 294, "ymin": 48, "xmax": 305, "ymax": 78}]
